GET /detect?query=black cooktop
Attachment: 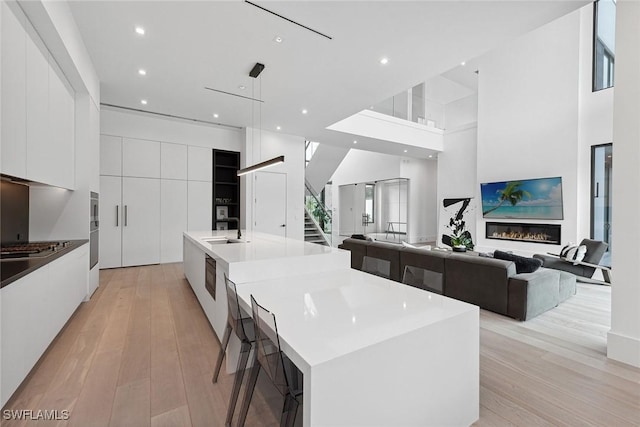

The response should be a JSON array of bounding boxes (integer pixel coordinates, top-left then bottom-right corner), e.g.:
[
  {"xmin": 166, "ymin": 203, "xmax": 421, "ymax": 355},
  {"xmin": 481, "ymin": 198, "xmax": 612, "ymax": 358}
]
[{"xmin": 0, "ymin": 241, "xmax": 70, "ymax": 259}]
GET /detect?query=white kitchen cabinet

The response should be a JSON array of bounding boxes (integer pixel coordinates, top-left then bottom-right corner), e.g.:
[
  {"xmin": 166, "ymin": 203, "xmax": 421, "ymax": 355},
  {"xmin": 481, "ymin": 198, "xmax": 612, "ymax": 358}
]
[
  {"xmin": 100, "ymin": 134, "xmax": 122, "ymax": 176},
  {"xmin": 25, "ymin": 19, "xmax": 49, "ymax": 184},
  {"xmin": 188, "ymin": 145, "xmax": 213, "ymax": 181},
  {"xmin": 100, "ymin": 175, "xmax": 161, "ymax": 268},
  {"xmin": 188, "ymin": 180, "xmax": 213, "ymax": 231},
  {"xmin": 122, "ymin": 177, "xmax": 161, "ymax": 267},
  {"xmin": 1, "ymin": 1, "xmax": 27, "ymax": 179},
  {"xmin": 46, "ymin": 59, "xmax": 75, "ymax": 189},
  {"xmin": 1, "ymin": 3, "xmax": 75, "ymax": 188},
  {"xmin": 161, "ymin": 142, "xmax": 188, "ymax": 180},
  {"xmin": 122, "ymin": 138, "xmax": 160, "ymax": 178},
  {"xmin": 161, "ymin": 179, "xmax": 188, "ymax": 263},
  {"xmin": 100, "ymin": 175, "xmax": 123, "ymax": 268},
  {"xmin": 99, "ymin": 135, "xmax": 214, "ymax": 268},
  {"xmin": 23, "ymin": 17, "xmax": 75, "ymax": 189},
  {"xmin": 1, "ymin": 244, "xmax": 88, "ymax": 408}
]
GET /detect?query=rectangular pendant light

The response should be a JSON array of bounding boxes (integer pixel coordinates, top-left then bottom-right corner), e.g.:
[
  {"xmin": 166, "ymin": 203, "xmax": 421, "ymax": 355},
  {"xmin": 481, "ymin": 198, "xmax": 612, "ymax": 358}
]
[{"xmin": 237, "ymin": 155, "xmax": 285, "ymax": 176}]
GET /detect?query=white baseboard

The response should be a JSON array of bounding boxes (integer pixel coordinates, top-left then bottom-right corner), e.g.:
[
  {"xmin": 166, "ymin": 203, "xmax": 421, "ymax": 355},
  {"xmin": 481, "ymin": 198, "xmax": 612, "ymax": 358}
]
[{"xmin": 607, "ymin": 330, "xmax": 640, "ymax": 368}]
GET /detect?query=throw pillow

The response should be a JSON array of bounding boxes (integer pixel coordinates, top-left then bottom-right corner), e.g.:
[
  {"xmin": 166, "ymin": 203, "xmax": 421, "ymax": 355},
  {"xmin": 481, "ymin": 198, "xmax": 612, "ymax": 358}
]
[
  {"xmin": 493, "ymin": 250, "xmax": 543, "ymax": 274},
  {"xmin": 402, "ymin": 241, "xmax": 432, "ymax": 251},
  {"xmin": 560, "ymin": 243, "xmax": 587, "ymax": 265}
]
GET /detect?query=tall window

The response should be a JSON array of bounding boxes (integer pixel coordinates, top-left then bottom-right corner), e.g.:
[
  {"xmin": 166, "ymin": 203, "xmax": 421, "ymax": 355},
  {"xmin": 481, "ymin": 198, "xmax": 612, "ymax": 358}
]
[{"xmin": 593, "ymin": 0, "xmax": 616, "ymax": 91}]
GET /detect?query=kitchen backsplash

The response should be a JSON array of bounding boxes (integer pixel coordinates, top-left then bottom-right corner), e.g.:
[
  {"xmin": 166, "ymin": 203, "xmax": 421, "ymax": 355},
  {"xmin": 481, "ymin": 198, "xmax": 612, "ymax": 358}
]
[{"xmin": 1, "ymin": 180, "xmax": 29, "ymax": 245}]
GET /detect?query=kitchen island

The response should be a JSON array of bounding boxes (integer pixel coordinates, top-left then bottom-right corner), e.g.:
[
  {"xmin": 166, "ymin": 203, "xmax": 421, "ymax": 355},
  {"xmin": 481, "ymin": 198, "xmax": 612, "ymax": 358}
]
[
  {"xmin": 183, "ymin": 230, "xmax": 351, "ymax": 343},
  {"xmin": 183, "ymin": 231, "xmax": 479, "ymax": 426}
]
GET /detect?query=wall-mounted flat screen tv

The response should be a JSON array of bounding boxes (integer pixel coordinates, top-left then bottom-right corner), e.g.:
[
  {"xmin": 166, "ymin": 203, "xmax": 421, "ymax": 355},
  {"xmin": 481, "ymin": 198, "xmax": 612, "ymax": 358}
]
[{"xmin": 480, "ymin": 177, "xmax": 563, "ymax": 220}]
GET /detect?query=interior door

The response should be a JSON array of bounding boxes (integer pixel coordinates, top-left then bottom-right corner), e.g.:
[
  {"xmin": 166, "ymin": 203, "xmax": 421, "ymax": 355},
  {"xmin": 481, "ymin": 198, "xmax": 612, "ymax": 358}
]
[
  {"xmin": 122, "ymin": 177, "xmax": 161, "ymax": 267},
  {"xmin": 254, "ymin": 172, "xmax": 287, "ymax": 237},
  {"xmin": 99, "ymin": 175, "xmax": 122, "ymax": 268}
]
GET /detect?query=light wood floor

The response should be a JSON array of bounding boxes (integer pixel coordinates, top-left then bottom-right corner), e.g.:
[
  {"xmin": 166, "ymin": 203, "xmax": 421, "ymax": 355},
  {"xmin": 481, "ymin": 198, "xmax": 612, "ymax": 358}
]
[{"xmin": 3, "ymin": 264, "xmax": 639, "ymax": 426}]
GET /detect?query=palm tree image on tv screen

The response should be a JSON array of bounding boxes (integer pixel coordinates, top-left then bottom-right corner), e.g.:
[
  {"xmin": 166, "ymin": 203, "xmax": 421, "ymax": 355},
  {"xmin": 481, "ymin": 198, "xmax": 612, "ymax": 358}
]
[{"xmin": 481, "ymin": 177, "xmax": 564, "ymax": 220}]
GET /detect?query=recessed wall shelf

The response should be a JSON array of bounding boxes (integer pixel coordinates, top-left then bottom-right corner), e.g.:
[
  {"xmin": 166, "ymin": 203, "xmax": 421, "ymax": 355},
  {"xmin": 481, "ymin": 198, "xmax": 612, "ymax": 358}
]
[{"xmin": 213, "ymin": 149, "xmax": 241, "ymax": 231}]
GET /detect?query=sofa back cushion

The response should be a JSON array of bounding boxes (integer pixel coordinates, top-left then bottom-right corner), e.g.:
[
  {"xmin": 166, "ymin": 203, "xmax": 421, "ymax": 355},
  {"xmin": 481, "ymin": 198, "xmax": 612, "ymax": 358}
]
[
  {"xmin": 338, "ymin": 238, "xmax": 371, "ymax": 270},
  {"xmin": 444, "ymin": 254, "xmax": 516, "ymax": 315},
  {"xmin": 367, "ymin": 241, "xmax": 402, "ymax": 281}
]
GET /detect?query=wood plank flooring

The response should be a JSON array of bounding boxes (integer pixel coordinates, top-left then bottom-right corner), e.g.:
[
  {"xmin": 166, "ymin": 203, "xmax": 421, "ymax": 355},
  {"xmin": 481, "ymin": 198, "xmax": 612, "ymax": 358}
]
[{"xmin": 2, "ymin": 264, "xmax": 639, "ymax": 426}]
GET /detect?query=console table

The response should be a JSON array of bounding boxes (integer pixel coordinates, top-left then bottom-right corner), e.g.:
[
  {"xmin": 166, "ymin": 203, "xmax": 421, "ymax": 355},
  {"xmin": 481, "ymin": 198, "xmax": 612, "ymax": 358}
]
[{"xmin": 385, "ymin": 221, "xmax": 407, "ymax": 238}]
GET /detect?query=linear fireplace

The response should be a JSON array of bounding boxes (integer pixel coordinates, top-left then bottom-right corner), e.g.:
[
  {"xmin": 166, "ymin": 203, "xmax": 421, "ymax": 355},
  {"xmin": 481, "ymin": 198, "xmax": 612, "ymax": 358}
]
[{"xmin": 486, "ymin": 222, "xmax": 561, "ymax": 245}]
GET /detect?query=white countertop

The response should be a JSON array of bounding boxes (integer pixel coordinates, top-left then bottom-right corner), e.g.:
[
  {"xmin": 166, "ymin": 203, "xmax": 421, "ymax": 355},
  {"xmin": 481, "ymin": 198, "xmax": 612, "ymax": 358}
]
[
  {"xmin": 184, "ymin": 230, "xmax": 339, "ymax": 263},
  {"xmin": 235, "ymin": 268, "xmax": 477, "ymax": 368},
  {"xmin": 183, "ymin": 230, "xmax": 350, "ymax": 283}
]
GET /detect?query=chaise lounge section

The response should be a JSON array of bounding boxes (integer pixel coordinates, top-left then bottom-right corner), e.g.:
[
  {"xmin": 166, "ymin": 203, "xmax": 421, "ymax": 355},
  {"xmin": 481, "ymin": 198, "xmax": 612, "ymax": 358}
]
[{"xmin": 338, "ymin": 238, "xmax": 577, "ymax": 321}]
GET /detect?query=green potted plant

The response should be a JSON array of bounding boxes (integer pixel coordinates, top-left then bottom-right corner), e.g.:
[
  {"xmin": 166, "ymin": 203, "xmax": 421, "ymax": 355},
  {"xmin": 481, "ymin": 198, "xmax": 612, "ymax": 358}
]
[{"xmin": 447, "ymin": 218, "xmax": 474, "ymax": 252}]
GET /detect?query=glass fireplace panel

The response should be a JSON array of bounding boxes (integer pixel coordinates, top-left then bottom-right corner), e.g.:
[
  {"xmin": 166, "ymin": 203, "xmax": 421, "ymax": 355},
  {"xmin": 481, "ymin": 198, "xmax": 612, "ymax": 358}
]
[{"xmin": 486, "ymin": 222, "xmax": 561, "ymax": 245}]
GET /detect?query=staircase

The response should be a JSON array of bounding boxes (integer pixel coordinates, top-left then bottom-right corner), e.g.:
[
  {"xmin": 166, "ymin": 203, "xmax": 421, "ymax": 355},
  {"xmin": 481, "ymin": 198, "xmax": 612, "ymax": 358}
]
[{"xmin": 304, "ymin": 211, "xmax": 328, "ymax": 246}]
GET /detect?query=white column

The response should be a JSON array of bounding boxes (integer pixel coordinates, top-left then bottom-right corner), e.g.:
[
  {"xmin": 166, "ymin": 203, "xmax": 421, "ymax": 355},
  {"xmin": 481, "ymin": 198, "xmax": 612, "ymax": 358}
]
[{"xmin": 608, "ymin": 0, "xmax": 640, "ymax": 367}]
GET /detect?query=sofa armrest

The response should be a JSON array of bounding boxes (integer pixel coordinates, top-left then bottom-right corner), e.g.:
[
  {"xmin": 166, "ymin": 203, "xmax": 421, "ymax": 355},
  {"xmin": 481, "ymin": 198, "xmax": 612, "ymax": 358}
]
[
  {"xmin": 507, "ymin": 269, "xmax": 560, "ymax": 320},
  {"xmin": 444, "ymin": 254, "xmax": 516, "ymax": 315}
]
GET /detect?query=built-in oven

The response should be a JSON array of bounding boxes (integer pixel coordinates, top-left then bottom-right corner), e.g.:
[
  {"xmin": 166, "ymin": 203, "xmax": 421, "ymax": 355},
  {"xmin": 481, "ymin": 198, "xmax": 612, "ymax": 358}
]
[{"xmin": 90, "ymin": 192, "xmax": 99, "ymax": 269}]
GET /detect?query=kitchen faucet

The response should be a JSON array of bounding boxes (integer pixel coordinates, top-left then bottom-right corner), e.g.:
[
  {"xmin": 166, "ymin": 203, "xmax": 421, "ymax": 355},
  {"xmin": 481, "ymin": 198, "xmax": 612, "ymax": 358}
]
[{"xmin": 226, "ymin": 217, "xmax": 241, "ymax": 239}]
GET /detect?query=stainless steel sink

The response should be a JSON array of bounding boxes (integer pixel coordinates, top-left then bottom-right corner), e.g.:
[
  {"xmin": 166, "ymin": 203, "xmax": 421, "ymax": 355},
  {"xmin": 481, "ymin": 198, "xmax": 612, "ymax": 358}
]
[{"xmin": 201, "ymin": 237, "xmax": 248, "ymax": 245}]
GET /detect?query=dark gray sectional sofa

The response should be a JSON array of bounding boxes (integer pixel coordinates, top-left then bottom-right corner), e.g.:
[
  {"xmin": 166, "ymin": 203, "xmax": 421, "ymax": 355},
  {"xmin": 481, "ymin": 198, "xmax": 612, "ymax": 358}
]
[{"xmin": 338, "ymin": 238, "xmax": 576, "ymax": 321}]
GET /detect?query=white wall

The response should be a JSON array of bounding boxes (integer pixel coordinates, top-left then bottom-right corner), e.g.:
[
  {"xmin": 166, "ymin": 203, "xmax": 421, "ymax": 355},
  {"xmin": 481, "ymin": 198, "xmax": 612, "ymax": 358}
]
[
  {"xmin": 437, "ymin": 126, "xmax": 478, "ymax": 247},
  {"xmin": 400, "ymin": 158, "xmax": 438, "ymax": 242},
  {"xmin": 474, "ymin": 11, "xmax": 581, "ymax": 256},
  {"xmin": 445, "ymin": 95, "xmax": 478, "ymax": 130},
  {"xmin": 608, "ymin": 0, "xmax": 640, "ymax": 368},
  {"xmin": 243, "ymin": 128, "xmax": 305, "ymax": 241}
]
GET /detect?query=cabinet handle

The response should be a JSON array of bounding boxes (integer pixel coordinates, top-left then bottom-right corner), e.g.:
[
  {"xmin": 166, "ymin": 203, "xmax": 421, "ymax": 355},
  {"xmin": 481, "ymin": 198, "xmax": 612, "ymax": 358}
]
[
  {"xmin": 124, "ymin": 205, "xmax": 128, "ymax": 226},
  {"xmin": 116, "ymin": 205, "xmax": 119, "ymax": 227}
]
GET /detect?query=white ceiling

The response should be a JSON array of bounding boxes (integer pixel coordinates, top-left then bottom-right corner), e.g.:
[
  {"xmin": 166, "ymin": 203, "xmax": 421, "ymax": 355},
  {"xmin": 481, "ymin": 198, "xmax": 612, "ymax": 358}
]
[{"xmin": 69, "ymin": 1, "xmax": 588, "ymax": 156}]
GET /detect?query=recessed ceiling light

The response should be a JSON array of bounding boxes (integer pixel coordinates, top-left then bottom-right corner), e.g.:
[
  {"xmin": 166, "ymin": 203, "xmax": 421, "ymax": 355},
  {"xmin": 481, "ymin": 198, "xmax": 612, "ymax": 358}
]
[
  {"xmin": 403, "ymin": 149, "xmax": 408, "ymax": 153},
  {"xmin": 428, "ymin": 155, "xmax": 433, "ymax": 158},
  {"xmin": 135, "ymin": 26, "xmax": 145, "ymax": 35},
  {"xmin": 238, "ymin": 85, "xmax": 246, "ymax": 90},
  {"xmin": 302, "ymin": 109, "xmax": 308, "ymax": 115},
  {"xmin": 353, "ymin": 140, "xmax": 358, "ymax": 144},
  {"xmin": 380, "ymin": 57, "xmax": 389, "ymax": 65},
  {"xmin": 140, "ymin": 99, "xmax": 148, "ymax": 105},
  {"xmin": 213, "ymin": 113, "xmax": 219, "ymax": 118},
  {"xmin": 138, "ymin": 69, "xmax": 146, "ymax": 76},
  {"xmin": 461, "ymin": 61, "xmax": 466, "ymax": 66},
  {"xmin": 276, "ymin": 126, "xmax": 281, "ymax": 130},
  {"xmin": 274, "ymin": 36, "xmax": 283, "ymax": 43}
]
